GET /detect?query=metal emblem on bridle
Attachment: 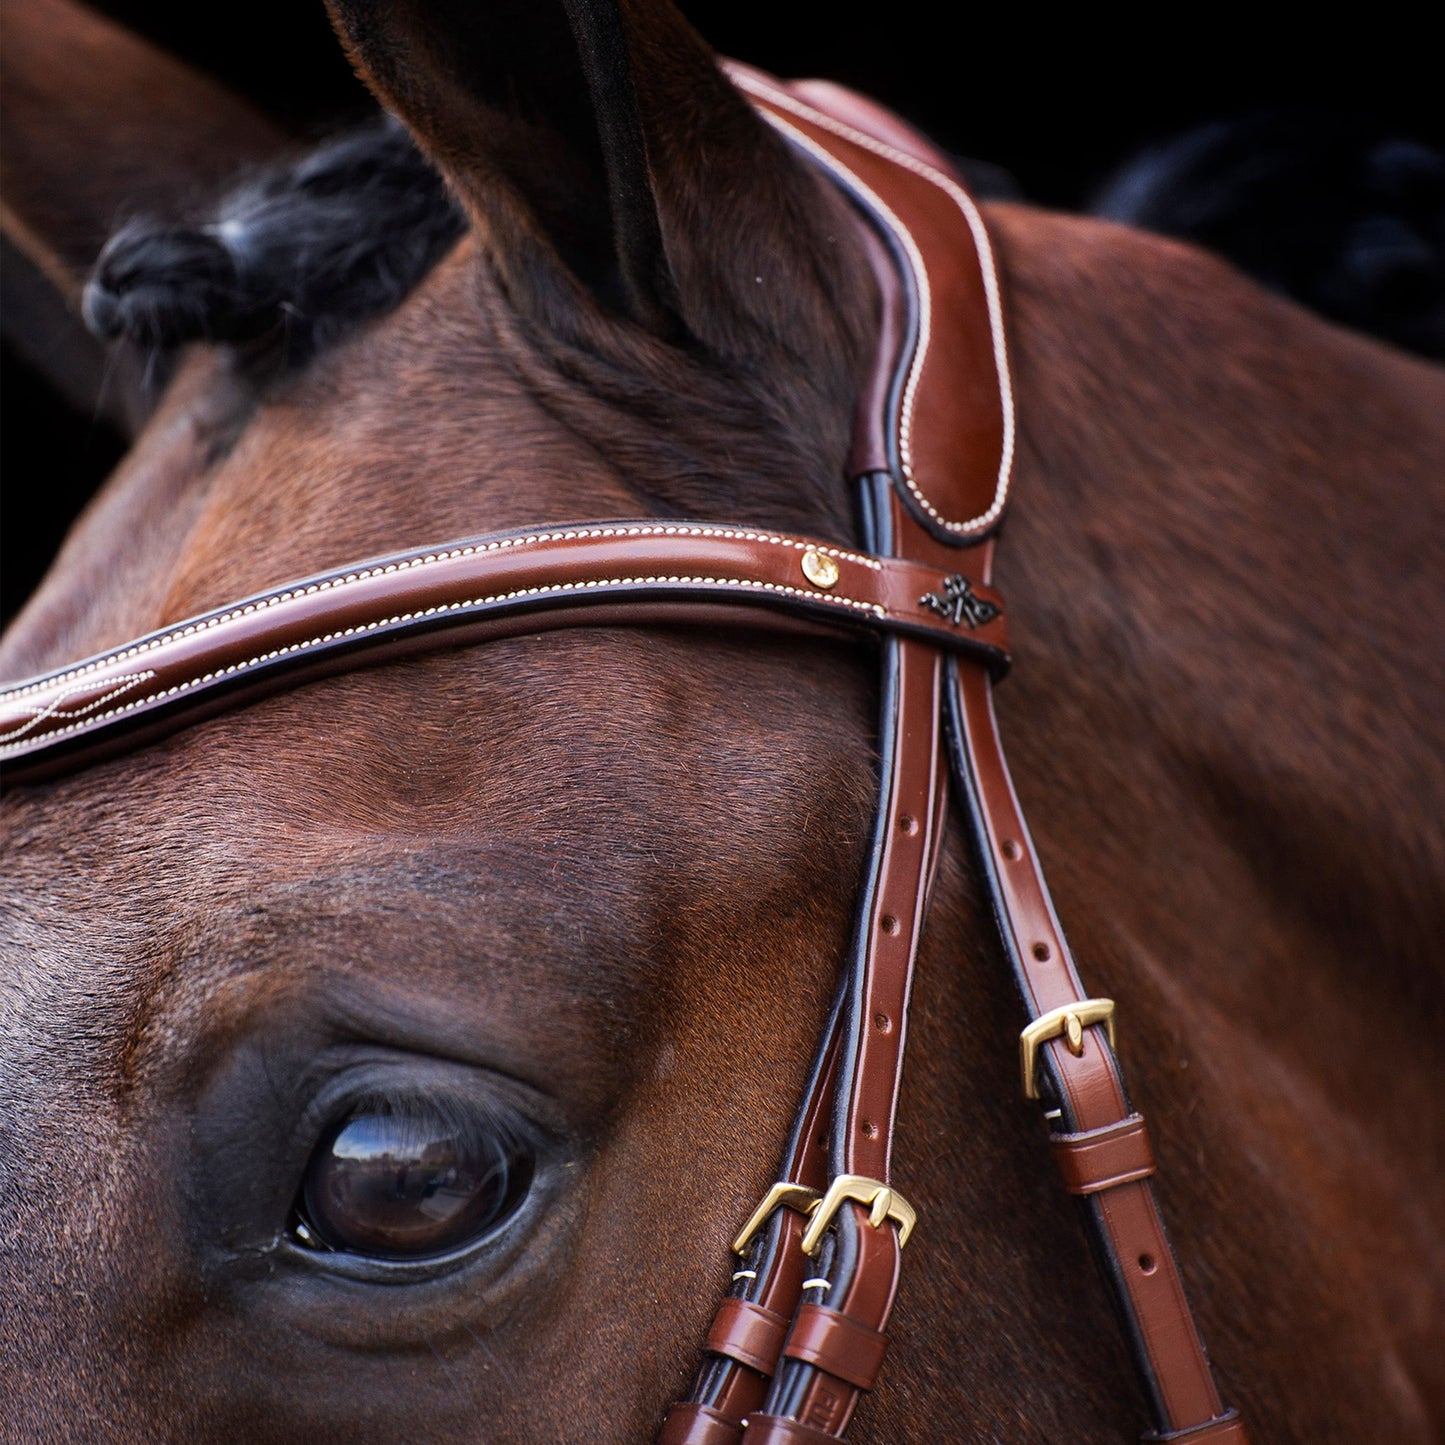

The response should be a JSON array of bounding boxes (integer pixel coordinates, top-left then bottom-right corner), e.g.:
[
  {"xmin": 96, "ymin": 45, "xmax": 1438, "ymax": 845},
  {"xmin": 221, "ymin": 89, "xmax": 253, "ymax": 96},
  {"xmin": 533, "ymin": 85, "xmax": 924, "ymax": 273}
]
[{"xmin": 920, "ymin": 574, "xmax": 1001, "ymax": 629}]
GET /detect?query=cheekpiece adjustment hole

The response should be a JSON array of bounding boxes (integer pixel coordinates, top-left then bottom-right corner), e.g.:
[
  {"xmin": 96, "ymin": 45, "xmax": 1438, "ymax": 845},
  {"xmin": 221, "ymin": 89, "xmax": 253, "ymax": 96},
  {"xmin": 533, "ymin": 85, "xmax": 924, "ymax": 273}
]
[
  {"xmin": 1002, "ymin": 839, "xmax": 1022, "ymax": 861},
  {"xmin": 1138, "ymin": 1253, "xmax": 1157, "ymax": 1275},
  {"xmin": 1032, "ymin": 941, "xmax": 1052, "ymax": 961},
  {"xmin": 898, "ymin": 813, "xmax": 918, "ymax": 835},
  {"xmin": 881, "ymin": 914, "xmax": 900, "ymax": 935},
  {"xmin": 874, "ymin": 1012, "xmax": 892, "ymax": 1033},
  {"xmin": 861, "ymin": 1121, "xmax": 879, "ymax": 1140}
]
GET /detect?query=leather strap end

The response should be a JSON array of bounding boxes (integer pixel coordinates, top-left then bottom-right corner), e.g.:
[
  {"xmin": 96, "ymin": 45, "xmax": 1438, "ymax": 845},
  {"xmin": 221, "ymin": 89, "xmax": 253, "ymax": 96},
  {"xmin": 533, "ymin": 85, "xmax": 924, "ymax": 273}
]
[
  {"xmin": 781, "ymin": 1303, "xmax": 890, "ymax": 1392},
  {"xmin": 704, "ymin": 1298, "xmax": 790, "ymax": 1376},
  {"xmin": 656, "ymin": 1401, "xmax": 743, "ymax": 1445},
  {"xmin": 739, "ymin": 1416, "xmax": 839, "ymax": 1444},
  {"xmin": 1143, "ymin": 1408, "xmax": 1249, "ymax": 1443},
  {"xmin": 1051, "ymin": 1112, "xmax": 1157, "ymax": 1195}
]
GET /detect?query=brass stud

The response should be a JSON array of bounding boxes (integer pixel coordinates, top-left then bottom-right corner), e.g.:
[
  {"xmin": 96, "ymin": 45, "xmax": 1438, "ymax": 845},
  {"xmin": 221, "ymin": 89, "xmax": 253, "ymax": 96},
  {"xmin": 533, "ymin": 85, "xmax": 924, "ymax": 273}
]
[{"xmin": 801, "ymin": 549, "xmax": 841, "ymax": 589}]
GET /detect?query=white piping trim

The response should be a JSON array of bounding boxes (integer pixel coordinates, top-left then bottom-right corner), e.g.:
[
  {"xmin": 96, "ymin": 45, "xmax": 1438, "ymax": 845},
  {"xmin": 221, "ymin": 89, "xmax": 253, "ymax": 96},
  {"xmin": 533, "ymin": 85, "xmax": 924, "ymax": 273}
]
[{"xmin": 734, "ymin": 69, "xmax": 1016, "ymax": 536}]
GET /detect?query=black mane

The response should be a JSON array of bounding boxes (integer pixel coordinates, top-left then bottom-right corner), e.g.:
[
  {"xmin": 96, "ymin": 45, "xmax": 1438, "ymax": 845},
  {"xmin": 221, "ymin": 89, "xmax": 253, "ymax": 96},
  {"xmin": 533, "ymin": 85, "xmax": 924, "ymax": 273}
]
[{"xmin": 1093, "ymin": 112, "xmax": 1445, "ymax": 361}]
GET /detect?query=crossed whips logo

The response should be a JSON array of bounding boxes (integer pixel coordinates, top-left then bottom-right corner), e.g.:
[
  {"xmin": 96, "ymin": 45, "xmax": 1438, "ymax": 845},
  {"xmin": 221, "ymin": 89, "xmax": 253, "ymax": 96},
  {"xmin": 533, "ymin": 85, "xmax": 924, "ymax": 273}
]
[{"xmin": 920, "ymin": 574, "xmax": 1000, "ymax": 629}]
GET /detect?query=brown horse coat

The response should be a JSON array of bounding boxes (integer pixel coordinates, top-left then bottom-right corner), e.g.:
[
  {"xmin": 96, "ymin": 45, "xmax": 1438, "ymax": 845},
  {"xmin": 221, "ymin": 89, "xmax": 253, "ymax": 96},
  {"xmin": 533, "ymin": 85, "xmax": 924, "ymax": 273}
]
[{"xmin": 2, "ymin": 1, "xmax": 1442, "ymax": 1439}]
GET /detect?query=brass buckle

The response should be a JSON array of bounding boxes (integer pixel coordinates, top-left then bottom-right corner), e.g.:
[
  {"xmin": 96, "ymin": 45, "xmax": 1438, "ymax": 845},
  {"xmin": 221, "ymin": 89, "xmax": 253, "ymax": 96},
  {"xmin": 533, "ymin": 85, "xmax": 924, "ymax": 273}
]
[
  {"xmin": 731, "ymin": 1182, "xmax": 821, "ymax": 1257},
  {"xmin": 1019, "ymin": 998, "xmax": 1116, "ymax": 1100},
  {"xmin": 800, "ymin": 1174, "xmax": 917, "ymax": 1257}
]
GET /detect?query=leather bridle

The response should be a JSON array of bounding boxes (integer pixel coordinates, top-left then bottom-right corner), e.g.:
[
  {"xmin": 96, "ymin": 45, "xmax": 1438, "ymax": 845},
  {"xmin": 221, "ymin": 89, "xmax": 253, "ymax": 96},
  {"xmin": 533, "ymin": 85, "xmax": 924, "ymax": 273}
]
[{"xmin": 0, "ymin": 68, "xmax": 1247, "ymax": 1444}]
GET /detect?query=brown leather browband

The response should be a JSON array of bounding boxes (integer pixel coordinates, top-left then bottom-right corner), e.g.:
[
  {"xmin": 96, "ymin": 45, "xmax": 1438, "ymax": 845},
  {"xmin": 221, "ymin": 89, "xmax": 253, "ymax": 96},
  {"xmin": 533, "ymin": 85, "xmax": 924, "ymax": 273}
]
[{"xmin": 0, "ymin": 67, "xmax": 1247, "ymax": 1444}]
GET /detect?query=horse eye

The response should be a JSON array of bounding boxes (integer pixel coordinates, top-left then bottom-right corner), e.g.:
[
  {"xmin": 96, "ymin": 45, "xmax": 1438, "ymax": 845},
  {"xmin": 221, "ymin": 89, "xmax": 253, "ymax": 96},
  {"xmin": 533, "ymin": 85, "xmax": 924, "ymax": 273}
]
[{"xmin": 293, "ymin": 1107, "xmax": 534, "ymax": 1260}]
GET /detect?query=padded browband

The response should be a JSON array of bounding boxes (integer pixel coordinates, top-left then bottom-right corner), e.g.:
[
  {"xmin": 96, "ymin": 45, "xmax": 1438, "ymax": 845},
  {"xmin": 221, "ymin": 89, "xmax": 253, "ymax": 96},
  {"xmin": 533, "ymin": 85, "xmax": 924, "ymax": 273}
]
[{"xmin": 0, "ymin": 526, "xmax": 1007, "ymax": 783}]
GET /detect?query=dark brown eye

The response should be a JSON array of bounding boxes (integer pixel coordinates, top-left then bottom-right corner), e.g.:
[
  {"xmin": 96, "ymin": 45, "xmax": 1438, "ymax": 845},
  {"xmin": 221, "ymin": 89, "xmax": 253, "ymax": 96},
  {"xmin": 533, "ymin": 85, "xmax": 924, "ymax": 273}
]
[{"xmin": 295, "ymin": 1107, "xmax": 533, "ymax": 1259}]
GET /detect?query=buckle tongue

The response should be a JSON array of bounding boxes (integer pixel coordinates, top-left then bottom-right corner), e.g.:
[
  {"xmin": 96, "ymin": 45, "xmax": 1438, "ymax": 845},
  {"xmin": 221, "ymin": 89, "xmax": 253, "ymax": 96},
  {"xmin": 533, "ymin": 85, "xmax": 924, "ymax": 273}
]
[{"xmin": 1019, "ymin": 998, "xmax": 1116, "ymax": 1099}]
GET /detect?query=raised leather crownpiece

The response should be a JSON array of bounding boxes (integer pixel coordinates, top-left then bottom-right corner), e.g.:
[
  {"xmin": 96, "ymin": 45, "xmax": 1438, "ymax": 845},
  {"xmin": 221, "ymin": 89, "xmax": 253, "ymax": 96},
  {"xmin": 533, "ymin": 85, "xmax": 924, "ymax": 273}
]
[{"xmin": 729, "ymin": 64, "xmax": 1015, "ymax": 544}]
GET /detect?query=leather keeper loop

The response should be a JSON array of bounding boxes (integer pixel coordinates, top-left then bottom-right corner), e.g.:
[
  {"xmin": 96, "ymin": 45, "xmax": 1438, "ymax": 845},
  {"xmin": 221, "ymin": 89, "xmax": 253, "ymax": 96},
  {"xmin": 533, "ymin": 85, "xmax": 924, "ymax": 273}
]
[
  {"xmin": 704, "ymin": 1298, "xmax": 790, "ymax": 1376},
  {"xmin": 739, "ymin": 1416, "xmax": 838, "ymax": 1444},
  {"xmin": 656, "ymin": 1401, "xmax": 744, "ymax": 1445},
  {"xmin": 780, "ymin": 1303, "xmax": 889, "ymax": 1391},
  {"xmin": 1051, "ymin": 1112, "xmax": 1157, "ymax": 1196},
  {"xmin": 1142, "ymin": 1408, "xmax": 1249, "ymax": 1442}
]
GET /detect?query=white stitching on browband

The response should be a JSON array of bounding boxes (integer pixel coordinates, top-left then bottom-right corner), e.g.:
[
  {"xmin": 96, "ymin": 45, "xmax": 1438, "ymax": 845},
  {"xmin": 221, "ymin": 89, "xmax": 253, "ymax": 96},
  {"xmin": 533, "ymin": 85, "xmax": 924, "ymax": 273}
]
[
  {"xmin": 0, "ymin": 672, "xmax": 155, "ymax": 744},
  {"xmin": 0, "ymin": 526, "xmax": 882, "ymax": 704},
  {"xmin": 0, "ymin": 577, "xmax": 884, "ymax": 754},
  {"xmin": 736, "ymin": 70, "xmax": 1016, "ymax": 535}
]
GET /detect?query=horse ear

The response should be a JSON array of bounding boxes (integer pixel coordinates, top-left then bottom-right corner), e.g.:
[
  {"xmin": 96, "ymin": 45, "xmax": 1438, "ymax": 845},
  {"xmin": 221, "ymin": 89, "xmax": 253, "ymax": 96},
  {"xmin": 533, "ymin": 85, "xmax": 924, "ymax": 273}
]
[
  {"xmin": 0, "ymin": 0, "xmax": 284, "ymax": 426},
  {"xmin": 324, "ymin": 0, "xmax": 842, "ymax": 352}
]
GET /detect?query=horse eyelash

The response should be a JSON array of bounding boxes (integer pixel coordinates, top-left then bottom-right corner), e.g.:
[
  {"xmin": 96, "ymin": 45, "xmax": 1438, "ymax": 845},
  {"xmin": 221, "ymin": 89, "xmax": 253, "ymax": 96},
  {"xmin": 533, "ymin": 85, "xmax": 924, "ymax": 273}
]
[{"xmin": 315, "ymin": 1085, "xmax": 549, "ymax": 1159}]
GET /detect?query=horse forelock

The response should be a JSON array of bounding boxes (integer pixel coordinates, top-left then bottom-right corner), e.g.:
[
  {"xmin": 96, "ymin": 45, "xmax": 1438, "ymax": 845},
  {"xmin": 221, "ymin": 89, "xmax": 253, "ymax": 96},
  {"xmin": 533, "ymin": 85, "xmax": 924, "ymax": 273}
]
[{"xmin": 81, "ymin": 119, "xmax": 467, "ymax": 364}]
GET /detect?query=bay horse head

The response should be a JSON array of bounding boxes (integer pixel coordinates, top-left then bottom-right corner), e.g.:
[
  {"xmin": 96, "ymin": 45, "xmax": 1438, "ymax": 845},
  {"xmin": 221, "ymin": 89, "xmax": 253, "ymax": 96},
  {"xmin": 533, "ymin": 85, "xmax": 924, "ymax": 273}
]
[{"xmin": 3, "ymin": 1, "xmax": 1443, "ymax": 1441}]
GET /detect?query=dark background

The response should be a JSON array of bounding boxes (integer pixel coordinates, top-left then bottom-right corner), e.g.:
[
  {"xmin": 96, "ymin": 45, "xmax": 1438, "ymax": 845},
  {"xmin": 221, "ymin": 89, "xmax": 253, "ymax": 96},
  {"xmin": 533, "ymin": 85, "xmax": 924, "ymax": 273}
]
[{"xmin": 4, "ymin": 2, "xmax": 1440, "ymax": 627}]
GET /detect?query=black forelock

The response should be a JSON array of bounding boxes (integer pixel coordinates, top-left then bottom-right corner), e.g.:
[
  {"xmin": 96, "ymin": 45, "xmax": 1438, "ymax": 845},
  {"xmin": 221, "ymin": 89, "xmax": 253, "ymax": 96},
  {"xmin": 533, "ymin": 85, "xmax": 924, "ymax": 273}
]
[{"xmin": 82, "ymin": 116, "xmax": 466, "ymax": 366}]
